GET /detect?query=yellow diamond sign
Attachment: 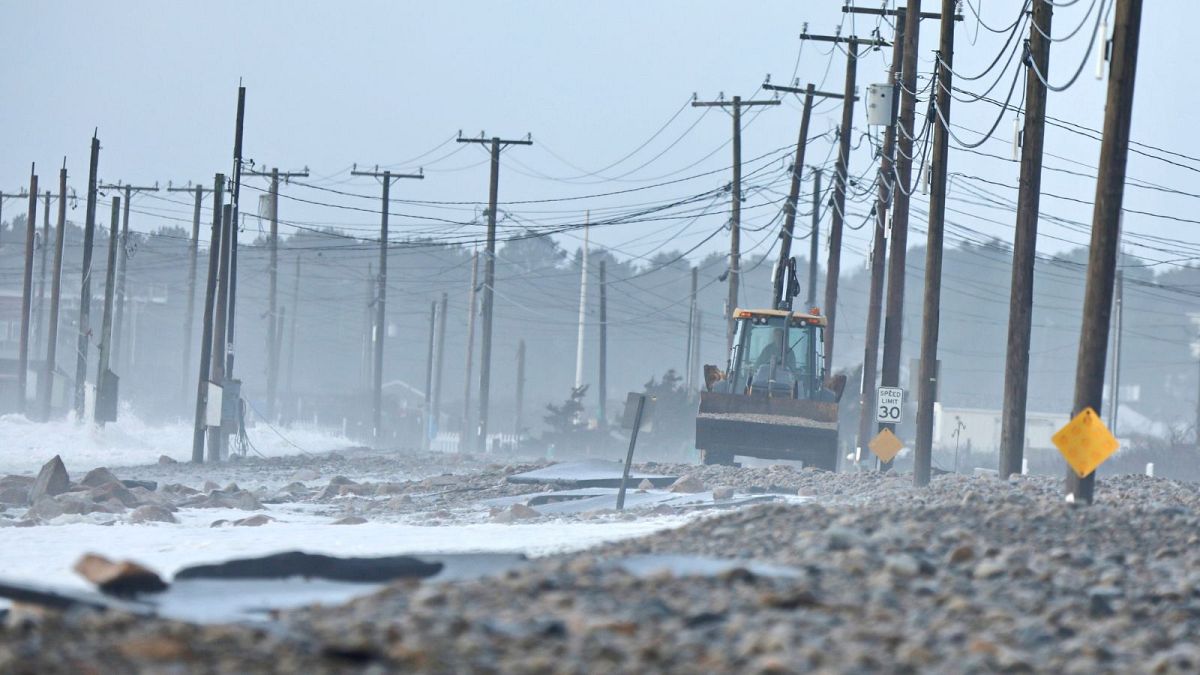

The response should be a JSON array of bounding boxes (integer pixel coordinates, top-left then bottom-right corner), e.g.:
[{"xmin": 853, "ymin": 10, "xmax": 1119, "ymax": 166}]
[
  {"xmin": 868, "ymin": 428, "xmax": 904, "ymax": 463},
  {"xmin": 1052, "ymin": 407, "xmax": 1119, "ymax": 478}
]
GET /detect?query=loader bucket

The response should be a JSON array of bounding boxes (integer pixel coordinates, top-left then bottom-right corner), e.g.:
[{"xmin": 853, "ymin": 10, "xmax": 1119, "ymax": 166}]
[{"xmin": 695, "ymin": 391, "xmax": 839, "ymax": 469}]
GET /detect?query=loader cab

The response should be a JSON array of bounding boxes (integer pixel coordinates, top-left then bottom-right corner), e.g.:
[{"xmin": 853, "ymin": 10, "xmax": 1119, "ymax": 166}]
[{"xmin": 722, "ymin": 309, "xmax": 827, "ymax": 400}]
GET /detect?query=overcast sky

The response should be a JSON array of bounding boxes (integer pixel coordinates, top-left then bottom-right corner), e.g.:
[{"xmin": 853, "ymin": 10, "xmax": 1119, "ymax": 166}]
[{"xmin": 2, "ymin": 1, "xmax": 1194, "ymax": 272}]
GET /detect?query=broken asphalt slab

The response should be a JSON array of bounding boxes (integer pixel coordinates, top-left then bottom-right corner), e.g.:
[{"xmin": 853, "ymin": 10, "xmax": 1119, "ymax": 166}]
[{"xmin": 506, "ymin": 460, "xmax": 677, "ymax": 488}]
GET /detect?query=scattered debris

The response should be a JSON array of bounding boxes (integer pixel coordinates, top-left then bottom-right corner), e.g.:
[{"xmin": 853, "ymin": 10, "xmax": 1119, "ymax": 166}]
[{"xmin": 73, "ymin": 554, "xmax": 168, "ymax": 596}]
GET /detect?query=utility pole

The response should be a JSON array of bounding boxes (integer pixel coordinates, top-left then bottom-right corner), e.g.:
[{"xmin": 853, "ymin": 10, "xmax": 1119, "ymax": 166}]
[
  {"xmin": 39, "ymin": 163, "xmax": 68, "ymax": 420},
  {"xmin": 167, "ymin": 182, "xmax": 213, "ymax": 401},
  {"xmin": 857, "ymin": 10, "xmax": 905, "ymax": 466},
  {"xmin": 598, "ymin": 259, "xmax": 608, "ymax": 426},
  {"xmin": 244, "ymin": 166, "xmax": 309, "ymax": 420},
  {"xmin": 1000, "ymin": 0, "xmax": 1054, "ymax": 478},
  {"xmin": 350, "ymin": 165, "xmax": 423, "ymax": 446},
  {"xmin": 685, "ymin": 266, "xmax": 698, "ymax": 390},
  {"xmin": 691, "ymin": 95, "xmax": 780, "ymax": 350},
  {"xmin": 17, "ymin": 167, "xmax": 38, "ymax": 414},
  {"xmin": 462, "ymin": 249, "xmax": 479, "ymax": 444},
  {"xmin": 74, "ymin": 134, "xmax": 100, "ymax": 419},
  {"xmin": 423, "ymin": 300, "xmax": 437, "ymax": 451},
  {"xmin": 96, "ymin": 182, "xmax": 160, "ymax": 372},
  {"xmin": 433, "ymin": 292, "xmax": 448, "ymax": 440},
  {"xmin": 515, "ymin": 339, "xmax": 525, "ymax": 444},
  {"xmin": 95, "ymin": 197, "xmax": 120, "ymax": 425},
  {"xmin": 285, "ymin": 254, "xmax": 301, "ymax": 403},
  {"xmin": 34, "ymin": 189, "xmax": 50, "ymax": 355},
  {"xmin": 192, "ymin": 175, "xmax": 225, "ymax": 463},
  {"xmin": 225, "ymin": 86, "xmax": 246, "ymax": 383},
  {"xmin": 878, "ymin": 1, "xmax": 923, "ymax": 463},
  {"xmin": 809, "ymin": 169, "xmax": 822, "ymax": 308},
  {"xmin": 1067, "ymin": 0, "xmax": 1143, "ymax": 504},
  {"xmin": 574, "ymin": 212, "xmax": 589, "ymax": 394},
  {"xmin": 456, "ymin": 134, "xmax": 533, "ymax": 453},
  {"xmin": 208, "ymin": 204, "xmax": 233, "ymax": 462},
  {"xmin": 793, "ymin": 31, "xmax": 887, "ymax": 366},
  {"xmin": 1109, "ymin": 269, "xmax": 1123, "ymax": 434},
  {"xmin": 765, "ymin": 83, "xmax": 814, "ymax": 309},
  {"xmin": 913, "ymin": 0, "xmax": 957, "ymax": 487}
]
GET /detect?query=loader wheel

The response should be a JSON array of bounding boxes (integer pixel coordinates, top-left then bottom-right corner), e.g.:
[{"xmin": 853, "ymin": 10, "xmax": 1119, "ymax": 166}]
[{"xmin": 701, "ymin": 449, "xmax": 736, "ymax": 466}]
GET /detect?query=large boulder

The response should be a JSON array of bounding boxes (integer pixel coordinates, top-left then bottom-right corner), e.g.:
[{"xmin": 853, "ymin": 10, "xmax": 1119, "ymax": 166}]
[
  {"xmin": 129, "ymin": 505, "xmax": 178, "ymax": 524},
  {"xmin": 80, "ymin": 467, "xmax": 120, "ymax": 488},
  {"xmin": 89, "ymin": 481, "xmax": 141, "ymax": 508},
  {"xmin": 30, "ymin": 456, "xmax": 70, "ymax": 500}
]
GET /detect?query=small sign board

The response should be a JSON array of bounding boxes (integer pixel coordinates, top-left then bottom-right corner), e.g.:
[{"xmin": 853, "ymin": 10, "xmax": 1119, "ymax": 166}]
[
  {"xmin": 868, "ymin": 428, "xmax": 904, "ymax": 462},
  {"xmin": 206, "ymin": 382, "xmax": 223, "ymax": 427},
  {"xmin": 620, "ymin": 393, "xmax": 655, "ymax": 433},
  {"xmin": 876, "ymin": 387, "xmax": 904, "ymax": 423},
  {"xmin": 1052, "ymin": 407, "xmax": 1119, "ymax": 478}
]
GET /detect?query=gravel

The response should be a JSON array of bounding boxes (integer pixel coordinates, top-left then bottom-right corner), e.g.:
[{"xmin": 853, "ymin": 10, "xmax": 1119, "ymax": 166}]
[{"xmin": 6, "ymin": 468, "xmax": 1200, "ymax": 672}]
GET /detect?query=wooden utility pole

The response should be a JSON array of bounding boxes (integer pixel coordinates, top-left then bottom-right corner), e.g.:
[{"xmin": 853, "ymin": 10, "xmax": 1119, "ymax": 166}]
[
  {"xmin": 167, "ymin": 182, "xmax": 213, "ymax": 401},
  {"xmin": 33, "ymin": 190, "xmax": 50, "ymax": 355},
  {"xmin": 767, "ymin": 84, "xmax": 814, "ymax": 309},
  {"xmin": 598, "ymin": 259, "xmax": 608, "ymax": 425},
  {"xmin": 685, "ymin": 266, "xmax": 698, "ymax": 390},
  {"xmin": 809, "ymin": 169, "xmax": 822, "ymax": 308},
  {"xmin": 95, "ymin": 197, "xmax": 121, "ymax": 425},
  {"xmin": 913, "ymin": 0, "xmax": 957, "ymax": 487},
  {"xmin": 1108, "ymin": 269, "xmax": 1124, "ymax": 433},
  {"xmin": 192, "ymin": 175, "xmax": 225, "ymax": 463},
  {"xmin": 17, "ymin": 167, "xmax": 38, "ymax": 414},
  {"xmin": 878, "ymin": 1, "xmax": 924, "ymax": 464},
  {"xmin": 422, "ymin": 300, "xmax": 437, "ymax": 451},
  {"xmin": 691, "ymin": 95, "xmax": 779, "ymax": 350},
  {"xmin": 285, "ymin": 254, "xmax": 301, "ymax": 403},
  {"xmin": 96, "ymin": 182, "xmax": 159, "ymax": 372},
  {"xmin": 208, "ymin": 205, "xmax": 234, "ymax": 462},
  {"xmin": 462, "ymin": 249, "xmax": 479, "ymax": 442},
  {"xmin": 350, "ymin": 165, "xmax": 423, "ymax": 446},
  {"xmin": 515, "ymin": 339, "xmax": 525, "ymax": 443},
  {"xmin": 432, "ymin": 292, "xmax": 448, "ymax": 439},
  {"xmin": 999, "ymin": 0, "xmax": 1054, "ymax": 478},
  {"xmin": 39, "ymin": 164, "xmax": 68, "ymax": 420},
  {"xmin": 857, "ymin": 11, "xmax": 905, "ymax": 465},
  {"xmin": 797, "ymin": 33, "xmax": 884, "ymax": 366},
  {"xmin": 1068, "ymin": 0, "xmax": 1143, "ymax": 504},
  {"xmin": 244, "ymin": 166, "xmax": 308, "ymax": 420},
  {"xmin": 225, "ymin": 87, "xmax": 246, "ymax": 382},
  {"xmin": 74, "ymin": 134, "xmax": 100, "ymax": 419},
  {"xmin": 456, "ymin": 134, "xmax": 533, "ymax": 453},
  {"xmin": 574, "ymin": 213, "xmax": 589, "ymax": 394}
]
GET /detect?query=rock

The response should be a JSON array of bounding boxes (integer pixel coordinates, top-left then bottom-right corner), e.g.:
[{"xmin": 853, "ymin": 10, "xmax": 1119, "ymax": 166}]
[
  {"xmin": 233, "ymin": 514, "xmax": 274, "ymax": 527},
  {"xmin": 637, "ymin": 479, "xmax": 655, "ymax": 491},
  {"xmin": 89, "ymin": 482, "xmax": 140, "ymax": 508},
  {"xmin": 948, "ymin": 544, "xmax": 975, "ymax": 564},
  {"xmin": 332, "ymin": 516, "xmax": 368, "ymax": 525},
  {"xmin": 290, "ymin": 469, "xmax": 320, "ymax": 482},
  {"xmin": 28, "ymin": 496, "xmax": 65, "ymax": 521},
  {"xmin": 73, "ymin": 553, "xmax": 167, "ymax": 596},
  {"xmin": 224, "ymin": 482, "xmax": 240, "ymax": 493},
  {"xmin": 668, "ymin": 475, "xmax": 705, "ymax": 494},
  {"xmin": 972, "ymin": 558, "xmax": 1007, "ymax": 580},
  {"xmin": 80, "ymin": 467, "xmax": 120, "ymax": 488},
  {"xmin": 328, "ymin": 476, "xmax": 357, "ymax": 486},
  {"xmin": 30, "ymin": 456, "xmax": 70, "ymax": 500},
  {"xmin": 825, "ymin": 525, "xmax": 867, "ymax": 551},
  {"xmin": 157, "ymin": 455, "xmax": 178, "ymax": 465},
  {"xmin": 120, "ymin": 479, "xmax": 157, "ymax": 491},
  {"xmin": 493, "ymin": 503, "xmax": 541, "ymax": 523},
  {"xmin": 55, "ymin": 494, "xmax": 103, "ymax": 515},
  {"xmin": 130, "ymin": 505, "xmax": 178, "ymax": 524},
  {"xmin": 884, "ymin": 553, "xmax": 921, "ymax": 578},
  {"xmin": 210, "ymin": 519, "xmax": 231, "ymax": 528},
  {"xmin": 116, "ymin": 635, "xmax": 191, "ymax": 661},
  {"xmin": 0, "ymin": 486, "xmax": 30, "ymax": 507},
  {"xmin": 712, "ymin": 486, "xmax": 736, "ymax": 500},
  {"xmin": 203, "ymin": 480, "xmax": 219, "ymax": 493}
]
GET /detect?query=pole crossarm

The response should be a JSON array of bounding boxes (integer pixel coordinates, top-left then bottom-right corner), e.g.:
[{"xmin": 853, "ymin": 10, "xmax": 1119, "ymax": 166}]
[
  {"xmin": 842, "ymin": 5, "xmax": 964, "ymax": 21},
  {"xmin": 763, "ymin": 83, "xmax": 859, "ymax": 101},
  {"xmin": 691, "ymin": 99, "xmax": 780, "ymax": 108},
  {"xmin": 457, "ymin": 136, "xmax": 533, "ymax": 148},
  {"xmin": 351, "ymin": 166, "xmax": 424, "ymax": 181},
  {"xmin": 799, "ymin": 33, "xmax": 890, "ymax": 49}
]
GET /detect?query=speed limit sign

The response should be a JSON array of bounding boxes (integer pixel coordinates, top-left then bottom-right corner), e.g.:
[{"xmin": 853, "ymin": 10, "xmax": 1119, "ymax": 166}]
[{"xmin": 877, "ymin": 387, "xmax": 904, "ymax": 423}]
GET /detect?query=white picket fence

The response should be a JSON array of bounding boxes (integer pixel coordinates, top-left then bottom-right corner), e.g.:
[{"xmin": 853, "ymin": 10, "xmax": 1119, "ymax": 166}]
[{"xmin": 431, "ymin": 431, "xmax": 520, "ymax": 454}]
